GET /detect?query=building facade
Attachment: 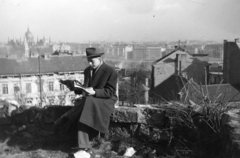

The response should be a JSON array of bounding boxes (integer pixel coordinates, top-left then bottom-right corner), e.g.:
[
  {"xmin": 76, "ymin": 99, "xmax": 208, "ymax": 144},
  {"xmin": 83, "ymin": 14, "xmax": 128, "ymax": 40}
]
[
  {"xmin": 0, "ymin": 73, "xmax": 84, "ymax": 106},
  {"xmin": 223, "ymin": 39, "xmax": 240, "ymax": 84},
  {"xmin": 0, "ymin": 55, "xmax": 88, "ymax": 106},
  {"xmin": 151, "ymin": 47, "xmax": 209, "ymax": 101}
]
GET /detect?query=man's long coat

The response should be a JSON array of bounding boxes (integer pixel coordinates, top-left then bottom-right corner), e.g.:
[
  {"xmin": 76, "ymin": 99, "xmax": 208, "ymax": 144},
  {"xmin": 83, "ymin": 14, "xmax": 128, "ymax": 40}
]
[{"xmin": 64, "ymin": 62, "xmax": 118, "ymax": 133}]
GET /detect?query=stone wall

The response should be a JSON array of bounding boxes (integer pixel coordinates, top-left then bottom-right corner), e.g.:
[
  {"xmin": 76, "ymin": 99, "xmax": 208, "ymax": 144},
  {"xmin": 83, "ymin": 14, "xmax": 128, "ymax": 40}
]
[
  {"xmin": 223, "ymin": 40, "xmax": 240, "ymax": 84},
  {"xmin": 221, "ymin": 110, "xmax": 240, "ymax": 158},
  {"xmin": 1, "ymin": 105, "xmax": 240, "ymax": 157},
  {"xmin": 0, "ymin": 106, "xmax": 168, "ymax": 144}
]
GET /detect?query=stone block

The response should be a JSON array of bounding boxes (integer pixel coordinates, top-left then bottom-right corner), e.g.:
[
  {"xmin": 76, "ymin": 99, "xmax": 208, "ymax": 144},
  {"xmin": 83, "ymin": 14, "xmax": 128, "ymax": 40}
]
[
  {"xmin": 140, "ymin": 108, "xmax": 166, "ymax": 126},
  {"xmin": 221, "ymin": 111, "xmax": 240, "ymax": 157},
  {"xmin": 134, "ymin": 122, "xmax": 170, "ymax": 143},
  {"xmin": 151, "ymin": 128, "xmax": 170, "ymax": 142},
  {"xmin": 0, "ymin": 117, "xmax": 11, "ymax": 125},
  {"xmin": 109, "ymin": 125, "xmax": 131, "ymax": 138},
  {"xmin": 28, "ymin": 108, "xmax": 43, "ymax": 123},
  {"xmin": 111, "ymin": 106, "xmax": 166, "ymax": 125},
  {"xmin": 42, "ymin": 106, "xmax": 72, "ymax": 123},
  {"xmin": 0, "ymin": 109, "xmax": 12, "ymax": 125},
  {"xmin": 11, "ymin": 110, "xmax": 29, "ymax": 124},
  {"xmin": 111, "ymin": 107, "xmax": 139, "ymax": 123},
  {"xmin": 136, "ymin": 124, "xmax": 150, "ymax": 142}
]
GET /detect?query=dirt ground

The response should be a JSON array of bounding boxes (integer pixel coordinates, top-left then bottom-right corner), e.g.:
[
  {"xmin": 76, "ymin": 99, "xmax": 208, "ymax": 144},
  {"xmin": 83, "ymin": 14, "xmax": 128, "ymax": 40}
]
[
  {"xmin": 0, "ymin": 124, "xmax": 148, "ymax": 158},
  {"xmin": 0, "ymin": 124, "xmax": 78, "ymax": 158}
]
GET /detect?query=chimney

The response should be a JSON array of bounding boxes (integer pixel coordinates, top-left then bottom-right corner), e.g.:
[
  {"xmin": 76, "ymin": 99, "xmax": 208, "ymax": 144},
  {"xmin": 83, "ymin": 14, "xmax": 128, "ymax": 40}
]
[
  {"xmin": 175, "ymin": 54, "xmax": 179, "ymax": 74},
  {"xmin": 223, "ymin": 39, "xmax": 229, "ymax": 83},
  {"xmin": 179, "ymin": 60, "xmax": 182, "ymax": 75},
  {"xmin": 205, "ymin": 65, "xmax": 210, "ymax": 85},
  {"xmin": 235, "ymin": 38, "xmax": 239, "ymax": 43},
  {"xmin": 144, "ymin": 78, "xmax": 149, "ymax": 104}
]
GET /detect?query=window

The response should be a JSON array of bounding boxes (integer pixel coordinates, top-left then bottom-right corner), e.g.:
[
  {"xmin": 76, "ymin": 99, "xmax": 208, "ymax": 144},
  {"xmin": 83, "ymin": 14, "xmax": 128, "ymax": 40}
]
[
  {"xmin": 49, "ymin": 81, "xmax": 54, "ymax": 91},
  {"xmin": 60, "ymin": 84, "xmax": 65, "ymax": 91},
  {"xmin": 2, "ymin": 84, "xmax": 8, "ymax": 94},
  {"xmin": 26, "ymin": 83, "xmax": 32, "ymax": 93},
  {"xmin": 14, "ymin": 84, "xmax": 20, "ymax": 93},
  {"xmin": 47, "ymin": 96, "xmax": 55, "ymax": 105}
]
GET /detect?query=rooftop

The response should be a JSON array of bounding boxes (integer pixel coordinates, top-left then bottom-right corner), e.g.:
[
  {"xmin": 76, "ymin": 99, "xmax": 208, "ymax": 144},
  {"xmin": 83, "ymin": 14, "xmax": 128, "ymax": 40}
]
[
  {"xmin": 0, "ymin": 56, "xmax": 89, "ymax": 76},
  {"xmin": 180, "ymin": 80, "xmax": 240, "ymax": 103}
]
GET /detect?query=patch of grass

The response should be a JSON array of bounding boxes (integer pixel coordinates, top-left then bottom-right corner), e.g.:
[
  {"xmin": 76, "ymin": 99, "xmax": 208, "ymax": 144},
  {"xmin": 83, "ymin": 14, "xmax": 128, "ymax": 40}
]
[{"xmin": 157, "ymin": 80, "xmax": 236, "ymax": 158}]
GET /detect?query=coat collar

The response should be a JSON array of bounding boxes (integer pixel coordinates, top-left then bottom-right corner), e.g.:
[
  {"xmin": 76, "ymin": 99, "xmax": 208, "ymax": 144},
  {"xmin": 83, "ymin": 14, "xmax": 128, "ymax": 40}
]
[{"xmin": 86, "ymin": 62, "xmax": 109, "ymax": 87}]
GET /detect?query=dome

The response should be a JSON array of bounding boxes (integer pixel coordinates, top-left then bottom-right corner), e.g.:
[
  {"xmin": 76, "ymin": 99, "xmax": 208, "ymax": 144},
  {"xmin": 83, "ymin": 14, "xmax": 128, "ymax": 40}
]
[{"xmin": 25, "ymin": 28, "xmax": 34, "ymax": 42}]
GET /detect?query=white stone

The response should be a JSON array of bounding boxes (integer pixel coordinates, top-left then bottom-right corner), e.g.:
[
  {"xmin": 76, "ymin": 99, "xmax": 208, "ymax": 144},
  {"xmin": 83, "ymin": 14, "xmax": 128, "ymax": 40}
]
[
  {"xmin": 73, "ymin": 150, "xmax": 91, "ymax": 158},
  {"xmin": 124, "ymin": 147, "xmax": 136, "ymax": 157}
]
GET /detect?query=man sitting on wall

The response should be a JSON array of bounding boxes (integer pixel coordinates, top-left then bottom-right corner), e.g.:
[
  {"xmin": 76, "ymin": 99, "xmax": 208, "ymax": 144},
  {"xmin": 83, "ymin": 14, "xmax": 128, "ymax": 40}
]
[{"xmin": 55, "ymin": 47, "xmax": 118, "ymax": 156}]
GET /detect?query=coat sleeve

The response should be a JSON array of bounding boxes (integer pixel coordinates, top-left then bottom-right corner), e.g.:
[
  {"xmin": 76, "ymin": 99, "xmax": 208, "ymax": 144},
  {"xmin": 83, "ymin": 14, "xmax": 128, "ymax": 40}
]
[
  {"xmin": 73, "ymin": 69, "xmax": 88, "ymax": 95},
  {"xmin": 94, "ymin": 68, "xmax": 118, "ymax": 99},
  {"xmin": 65, "ymin": 80, "xmax": 83, "ymax": 94},
  {"xmin": 73, "ymin": 87, "xmax": 83, "ymax": 95}
]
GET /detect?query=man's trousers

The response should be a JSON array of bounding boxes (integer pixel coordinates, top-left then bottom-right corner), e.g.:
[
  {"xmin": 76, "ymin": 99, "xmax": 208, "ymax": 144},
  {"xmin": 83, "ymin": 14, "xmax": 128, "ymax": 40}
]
[
  {"xmin": 78, "ymin": 122, "xmax": 99, "ymax": 149},
  {"xmin": 62, "ymin": 98, "xmax": 100, "ymax": 149}
]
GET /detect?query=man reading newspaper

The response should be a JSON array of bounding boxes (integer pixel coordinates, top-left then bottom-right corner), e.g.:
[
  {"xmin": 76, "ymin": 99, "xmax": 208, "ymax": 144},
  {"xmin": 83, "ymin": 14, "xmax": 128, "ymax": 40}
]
[{"xmin": 55, "ymin": 47, "xmax": 118, "ymax": 156}]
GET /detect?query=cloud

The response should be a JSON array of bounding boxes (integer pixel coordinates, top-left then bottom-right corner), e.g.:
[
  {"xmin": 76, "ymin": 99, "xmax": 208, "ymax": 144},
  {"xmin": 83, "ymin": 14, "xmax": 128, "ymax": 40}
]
[
  {"xmin": 1, "ymin": 0, "xmax": 240, "ymax": 42},
  {"xmin": 113, "ymin": 19, "xmax": 121, "ymax": 23},
  {"xmin": 123, "ymin": 0, "xmax": 155, "ymax": 14},
  {"xmin": 154, "ymin": 3, "xmax": 181, "ymax": 11},
  {"xmin": 99, "ymin": 4, "xmax": 109, "ymax": 11}
]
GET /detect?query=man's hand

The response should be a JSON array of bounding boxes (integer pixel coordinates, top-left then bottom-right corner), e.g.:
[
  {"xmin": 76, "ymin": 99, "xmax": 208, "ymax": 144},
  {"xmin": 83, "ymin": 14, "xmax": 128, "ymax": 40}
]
[{"xmin": 84, "ymin": 87, "xmax": 96, "ymax": 96}]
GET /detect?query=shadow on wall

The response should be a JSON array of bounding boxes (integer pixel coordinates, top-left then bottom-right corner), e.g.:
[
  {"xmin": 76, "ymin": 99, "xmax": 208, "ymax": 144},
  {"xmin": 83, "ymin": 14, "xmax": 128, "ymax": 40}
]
[
  {"xmin": 150, "ymin": 75, "xmax": 187, "ymax": 102},
  {"xmin": 182, "ymin": 57, "xmax": 209, "ymax": 85}
]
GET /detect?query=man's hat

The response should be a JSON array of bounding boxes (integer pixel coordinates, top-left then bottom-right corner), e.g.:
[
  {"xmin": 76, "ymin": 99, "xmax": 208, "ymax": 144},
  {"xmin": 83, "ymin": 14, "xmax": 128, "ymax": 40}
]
[{"xmin": 84, "ymin": 47, "xmax": 104, "ymax": 58}]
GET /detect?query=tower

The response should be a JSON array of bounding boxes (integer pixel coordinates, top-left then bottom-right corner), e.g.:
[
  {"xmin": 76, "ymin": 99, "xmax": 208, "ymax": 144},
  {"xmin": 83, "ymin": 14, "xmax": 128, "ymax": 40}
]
[
  {"xmin": 25, "ymin": 27, "xmax": 34, "ymax": 46},
  {"xmin": 24, "ymin": 36, "xmax": 30, "ymax": 57}
]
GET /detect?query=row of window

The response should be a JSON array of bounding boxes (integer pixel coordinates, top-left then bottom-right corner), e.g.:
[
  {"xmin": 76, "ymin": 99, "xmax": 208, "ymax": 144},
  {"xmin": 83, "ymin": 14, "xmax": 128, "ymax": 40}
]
[
  {"xmin": 2, "ymin": 83, "xmax": 21, "ymax": 94},
  {"xmin": 49, "ymin": 81, "xmax": 65, "ymax": 91},
  {"xmin": 1, "ymin": 82, "xmax": 66, "ymax": 94}
]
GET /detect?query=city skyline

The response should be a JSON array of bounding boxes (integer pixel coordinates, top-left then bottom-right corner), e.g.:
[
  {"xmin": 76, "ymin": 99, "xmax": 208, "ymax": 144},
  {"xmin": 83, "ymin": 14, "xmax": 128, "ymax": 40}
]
[{"xmin": 0, "ymin": 0, "xmax": 240, "ymax": 43}]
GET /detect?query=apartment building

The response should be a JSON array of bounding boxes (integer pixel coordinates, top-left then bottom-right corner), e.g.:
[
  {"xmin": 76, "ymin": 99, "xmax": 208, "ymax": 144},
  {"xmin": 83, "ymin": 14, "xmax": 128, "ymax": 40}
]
[{"xmin": 0, "ymin": 55, "xmax": 88, "ymax": 106}]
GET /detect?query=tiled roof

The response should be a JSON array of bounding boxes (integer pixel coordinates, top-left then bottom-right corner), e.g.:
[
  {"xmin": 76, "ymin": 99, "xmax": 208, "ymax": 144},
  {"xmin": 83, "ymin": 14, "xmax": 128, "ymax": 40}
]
[
  {"xmin": 204, "ymin": 84, "xmax": 240, "ymax": 102},
  {"xmin": 180, "ymin": 80, "xmax": 240, "ymax": 103},
  {"xmin": 0, "ymin": 56, "xmax": 89, "ymax": 76},
  {"xmin": 0, "ymin": 47, "xmax": 7, "ymax": 58},
  {"xmin": 8, "ymin": 46, "xmax": 25, "ymax": 58}
]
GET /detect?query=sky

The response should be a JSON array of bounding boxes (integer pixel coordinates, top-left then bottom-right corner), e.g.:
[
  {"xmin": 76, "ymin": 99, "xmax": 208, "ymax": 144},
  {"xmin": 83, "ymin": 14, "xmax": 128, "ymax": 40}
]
[{"xmin": 0, "ymin": 0, "xmax": 240, "ymax": 43}]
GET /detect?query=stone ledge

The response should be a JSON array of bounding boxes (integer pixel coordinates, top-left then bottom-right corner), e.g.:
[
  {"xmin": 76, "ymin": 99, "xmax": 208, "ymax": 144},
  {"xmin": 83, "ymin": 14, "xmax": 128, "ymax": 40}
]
[
  {"xmin": 0, "ymin": 105, "xmax": 169, "ymax": 144},
  {"xmin": 111, "ymin": 107, "xmax": 166, "ymax": 125},
  {"xmin": 0, "ymin": 105, "xmax": 166, "ymax": 127},
  {"xmin": 221, "ymin": 110, "xmax": 240, "ymax": 158}
]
